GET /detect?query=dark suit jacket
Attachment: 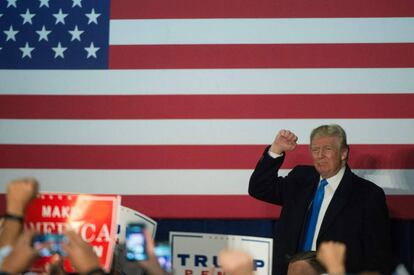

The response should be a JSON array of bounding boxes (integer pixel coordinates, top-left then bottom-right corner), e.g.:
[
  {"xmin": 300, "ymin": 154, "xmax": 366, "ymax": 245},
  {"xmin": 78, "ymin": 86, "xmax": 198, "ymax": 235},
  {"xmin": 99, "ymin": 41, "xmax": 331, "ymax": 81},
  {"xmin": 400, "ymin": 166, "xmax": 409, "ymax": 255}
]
[{"xmin": 249, "ymin": 147, "xmax": 393, "ymax": 275}]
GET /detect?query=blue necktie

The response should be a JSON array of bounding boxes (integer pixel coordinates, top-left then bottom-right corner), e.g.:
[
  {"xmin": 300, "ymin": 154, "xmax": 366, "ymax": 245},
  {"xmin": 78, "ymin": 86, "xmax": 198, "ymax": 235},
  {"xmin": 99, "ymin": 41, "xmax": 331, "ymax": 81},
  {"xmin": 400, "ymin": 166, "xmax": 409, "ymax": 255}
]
[{"xmin": 302, "ymin": 178, "xmax": 329, "ymax": 251}]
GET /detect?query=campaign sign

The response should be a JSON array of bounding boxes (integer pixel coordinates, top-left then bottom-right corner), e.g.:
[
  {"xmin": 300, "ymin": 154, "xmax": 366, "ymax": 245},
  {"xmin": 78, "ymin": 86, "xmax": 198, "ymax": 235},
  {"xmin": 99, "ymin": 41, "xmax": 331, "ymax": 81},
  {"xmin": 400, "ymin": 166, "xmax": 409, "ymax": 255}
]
[
  {"xmin": 170, "ymin": 232, "xmax": 273, "ymax": 275},
  {"xmin": 24, "ymin": 193, "xmax": 120, "ymax": 273}
]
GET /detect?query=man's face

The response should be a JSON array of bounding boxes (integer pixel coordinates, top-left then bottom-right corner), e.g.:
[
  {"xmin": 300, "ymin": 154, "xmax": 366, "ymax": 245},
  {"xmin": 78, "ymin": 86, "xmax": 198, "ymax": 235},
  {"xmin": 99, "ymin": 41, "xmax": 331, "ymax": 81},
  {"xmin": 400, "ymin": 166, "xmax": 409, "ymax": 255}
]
[{"xmin": 310, "ymin": 135, "xmax": 348, "ymax": 179}]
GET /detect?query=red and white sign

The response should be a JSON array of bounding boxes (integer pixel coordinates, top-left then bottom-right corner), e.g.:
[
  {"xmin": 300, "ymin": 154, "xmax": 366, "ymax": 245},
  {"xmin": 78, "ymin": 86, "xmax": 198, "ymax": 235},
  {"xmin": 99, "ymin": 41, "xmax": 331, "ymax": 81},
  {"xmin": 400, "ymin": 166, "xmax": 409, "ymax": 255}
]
[
  {"xmin": 171, "ymin": 232, "xmax": 273, "ymax": 275},
  {"xmin": 24, "ymin": 193, "xmax": 120, "ymax": 273}
]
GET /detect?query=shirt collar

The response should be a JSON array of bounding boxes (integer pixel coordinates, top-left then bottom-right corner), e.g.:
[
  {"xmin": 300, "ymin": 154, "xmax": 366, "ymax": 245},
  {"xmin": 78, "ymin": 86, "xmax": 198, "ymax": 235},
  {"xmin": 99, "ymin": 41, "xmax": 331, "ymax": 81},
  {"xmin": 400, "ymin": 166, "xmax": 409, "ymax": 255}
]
[{"xmin": 320, "ymin": 165, "xmax": 346, "ymax": 192}]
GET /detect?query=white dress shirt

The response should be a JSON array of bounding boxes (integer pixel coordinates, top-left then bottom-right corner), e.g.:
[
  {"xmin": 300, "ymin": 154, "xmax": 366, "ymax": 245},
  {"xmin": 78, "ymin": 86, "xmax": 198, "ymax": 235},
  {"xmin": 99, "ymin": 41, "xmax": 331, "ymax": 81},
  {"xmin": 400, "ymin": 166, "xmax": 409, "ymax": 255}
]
[{"xmin": 311, "ymin": 166, "xmax": 345, "ymax": 250}]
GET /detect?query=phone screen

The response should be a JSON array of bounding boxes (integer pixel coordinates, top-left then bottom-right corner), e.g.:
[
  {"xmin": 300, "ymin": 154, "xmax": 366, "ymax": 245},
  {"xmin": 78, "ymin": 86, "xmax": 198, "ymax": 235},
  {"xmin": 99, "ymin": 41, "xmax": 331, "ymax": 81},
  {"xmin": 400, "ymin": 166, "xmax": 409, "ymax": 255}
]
[
  {"xmin": 155, "ymin": 243, "xmax": 172, "ymax": 272},
  {"xmin": 32, "ymin": 233, "xmax": 67, "ymax": 257},
  {"xmin": 125, "ymin": 223, "xmax": 148, "ymax": 261}
]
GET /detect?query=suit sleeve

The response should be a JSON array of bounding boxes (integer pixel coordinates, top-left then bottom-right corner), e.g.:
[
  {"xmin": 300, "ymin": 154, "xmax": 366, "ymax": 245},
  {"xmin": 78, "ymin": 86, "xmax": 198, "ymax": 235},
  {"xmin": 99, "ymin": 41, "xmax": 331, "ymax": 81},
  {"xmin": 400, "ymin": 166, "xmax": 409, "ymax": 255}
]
[
  {"xmin": 362, "ymin": 186, "xmax": 393, "ymax": 274},
  {"xmin": 248, "ymin": 146, "xmax": 293, "ymax": 206}
]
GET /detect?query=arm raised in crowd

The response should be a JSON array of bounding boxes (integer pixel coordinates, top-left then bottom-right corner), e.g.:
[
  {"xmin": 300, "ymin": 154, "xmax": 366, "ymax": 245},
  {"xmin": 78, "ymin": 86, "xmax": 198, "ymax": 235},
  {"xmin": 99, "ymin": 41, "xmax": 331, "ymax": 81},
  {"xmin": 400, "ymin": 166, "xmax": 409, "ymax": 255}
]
[
  {"xmin": 62, "ymin": 230, "xmax": 103, "ymax": 275},
  {"xmin": 0, "ymin": 230, "xmax": 39, "ymax": 274},
  {"xmin": 131, "ymin": 230, "xmax": 168, "ymax": 275},
  {"xmin": 0, "ymin": 178, "xmax": 38, "ymax": 248}
]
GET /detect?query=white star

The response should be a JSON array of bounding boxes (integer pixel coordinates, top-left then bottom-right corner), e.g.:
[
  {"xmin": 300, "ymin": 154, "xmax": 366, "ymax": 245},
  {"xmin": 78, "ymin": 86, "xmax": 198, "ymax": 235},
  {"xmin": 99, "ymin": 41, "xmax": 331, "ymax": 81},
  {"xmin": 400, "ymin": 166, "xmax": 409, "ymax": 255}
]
[
  {"xmin": 52, "ymin": 42, "xmax": 67, "ymax": 58},
  {"xmin": 0, "ymin": 14, "xmax": 3, "ymax": 18},
  {"xmin": 39, "ymin": 0, "xmax": 49, "ymax": 8},
  {"xmin": 85, "ymin": 9, "xmax": 100, "ymax": 25},
  {"xmin": 68, "ymin": 25, "xmax": 84, "ymax": 41},
  {"xmin": 4, "ymin": 25, "xmax": 19, "ymax": 41},
  {"xmin": 19, "ymin": 42, "xmax": 34, "ymax": 58},
  {"xmin": 72, "ymin": 0, "xmax": 82, "ymax": 8},
  {"xmin": 6, "ymin": 0, "xmax": 17, "ymax": 8},
  {"xmin": 53, "ymin": 9, "xmax": 68, "ymax": 25},
  {"xmin": 20, "ymin": 9, "xmax": 35, "ymax": 25},
  {"xmin": 84, "ymin": 42, "xmax": 100, "ymax": 58},
  {"xmin": 36, "ymin": 25, "xmax": 51, "ymax": 41}
]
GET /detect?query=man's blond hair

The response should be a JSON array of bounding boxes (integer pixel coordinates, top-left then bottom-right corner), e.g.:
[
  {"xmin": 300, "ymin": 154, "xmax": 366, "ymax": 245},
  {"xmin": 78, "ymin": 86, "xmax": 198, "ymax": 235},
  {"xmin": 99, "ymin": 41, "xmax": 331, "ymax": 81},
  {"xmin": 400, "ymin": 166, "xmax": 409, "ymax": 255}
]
[{"xmin": 310, "ymin": 124, "xmax": 349, "ymax": 153}]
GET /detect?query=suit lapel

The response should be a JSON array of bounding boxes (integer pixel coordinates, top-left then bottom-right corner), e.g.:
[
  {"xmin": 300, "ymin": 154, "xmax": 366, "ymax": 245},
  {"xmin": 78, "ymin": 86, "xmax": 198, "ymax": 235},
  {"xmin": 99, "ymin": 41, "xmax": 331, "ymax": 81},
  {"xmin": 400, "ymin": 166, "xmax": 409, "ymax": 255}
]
[
  {"xmin": 317, "ymin": 166, "xmax": 354, "ymax": 239},
  {"xmin": 299, "ymin": 174, "xmax": 319, "ymax": 218},
  {"xmin": 294, "ymin": 172, "xmax": 320, "ymax": 250}
]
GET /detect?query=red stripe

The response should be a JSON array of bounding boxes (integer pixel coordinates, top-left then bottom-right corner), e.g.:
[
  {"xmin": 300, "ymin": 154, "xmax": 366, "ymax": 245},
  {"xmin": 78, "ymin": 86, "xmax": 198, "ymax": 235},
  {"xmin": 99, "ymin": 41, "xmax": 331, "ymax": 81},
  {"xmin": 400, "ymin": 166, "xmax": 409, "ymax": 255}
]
[
  {"xmin": 120, "ymin": 195, "xmax": 281, "ymax": 219},
  {"xmin": 1, "ymin": 94, "xmax": 413, "ymax": 119},
  {"xmin": 111, "ymin": 0, "xmax": 414, "ymax": 19},
  {"xmin": 109, "ymin": 44, "xmax": 414, "ymax": 69},
  {"xmin": 1, "ymin": 144, "xmax": 413, "ymax": 169},
  {"xmin": 1, "ymin": 195, "xmax": 412, "ymax": 219}
]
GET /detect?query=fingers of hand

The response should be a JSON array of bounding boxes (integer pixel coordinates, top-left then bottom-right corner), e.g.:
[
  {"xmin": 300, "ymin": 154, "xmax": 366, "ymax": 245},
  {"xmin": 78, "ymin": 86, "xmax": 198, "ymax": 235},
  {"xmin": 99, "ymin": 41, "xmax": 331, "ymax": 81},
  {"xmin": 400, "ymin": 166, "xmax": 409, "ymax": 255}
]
[
  {"xmin": 143, "ymin": 230, "xmax": 155, "ymax": 255},
  {"xmin": 278, "ymin": 130, "xmax": 297, "ymax": 144},
  {"xmin": 62, "ymin": 230, "xmax": 78, "ymax": 253},
  {"xmin": 279, "ymin": 129, "xmax": 293, "ymax": 138},
  {"xmin": 285, "ymin": 132, "xmax": 297, "ymax": 143},
  {"xmin": 65, "ymin": 230, "xmax": 80, "ymax": 245},
  {"xmin": 278, "ymin": 129, "xmax": 290, "ymax": 138}
]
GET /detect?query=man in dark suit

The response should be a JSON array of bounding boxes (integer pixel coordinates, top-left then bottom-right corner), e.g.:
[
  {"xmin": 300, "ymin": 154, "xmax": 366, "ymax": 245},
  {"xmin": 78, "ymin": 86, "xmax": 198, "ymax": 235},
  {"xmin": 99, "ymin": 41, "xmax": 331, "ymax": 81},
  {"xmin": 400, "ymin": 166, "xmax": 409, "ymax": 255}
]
[{"xmin": 249, "ymin": 124, "xmax": 392, "ymax": 275}]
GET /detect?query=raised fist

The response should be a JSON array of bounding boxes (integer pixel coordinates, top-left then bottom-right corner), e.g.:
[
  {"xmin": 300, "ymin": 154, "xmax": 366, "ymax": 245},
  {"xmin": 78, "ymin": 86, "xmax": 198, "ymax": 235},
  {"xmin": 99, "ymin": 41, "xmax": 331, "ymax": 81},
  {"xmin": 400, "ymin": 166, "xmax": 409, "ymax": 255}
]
[
  {"xmin": 6, "ymin": 178, "xmax": 39, "ymax": 216},
  {"xmin": 269, "ymin": 129, "xmax": 298, "ymax": 155}
]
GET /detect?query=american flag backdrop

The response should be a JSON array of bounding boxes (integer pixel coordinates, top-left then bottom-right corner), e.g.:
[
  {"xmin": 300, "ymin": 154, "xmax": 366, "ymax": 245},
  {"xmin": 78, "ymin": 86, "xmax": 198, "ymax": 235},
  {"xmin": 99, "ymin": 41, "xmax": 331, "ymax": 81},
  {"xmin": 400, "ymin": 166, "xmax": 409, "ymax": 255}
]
[{"xmin": 1, "ymin": 0, "xmax": 414, "ymax": 219}]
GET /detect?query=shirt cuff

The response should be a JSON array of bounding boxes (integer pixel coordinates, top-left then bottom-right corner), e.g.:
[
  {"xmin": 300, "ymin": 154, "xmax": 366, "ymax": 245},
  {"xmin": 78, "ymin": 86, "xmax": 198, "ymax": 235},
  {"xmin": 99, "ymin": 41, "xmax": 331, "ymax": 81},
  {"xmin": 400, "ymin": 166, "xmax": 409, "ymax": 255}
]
[{"xmin": 267, "ymin": 149, "xmax": 283, "ymax": 159}]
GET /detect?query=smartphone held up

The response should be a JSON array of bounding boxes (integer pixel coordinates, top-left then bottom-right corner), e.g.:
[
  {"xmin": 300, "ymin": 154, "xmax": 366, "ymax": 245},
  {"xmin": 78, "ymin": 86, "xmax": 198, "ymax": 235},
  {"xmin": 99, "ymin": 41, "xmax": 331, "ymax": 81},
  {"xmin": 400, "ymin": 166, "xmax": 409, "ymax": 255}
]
[
  {"xmin": 125, "ymin": 223, "xmax": 148, "ymax": 261},
  {"xmin": 32, "ymin": 233, "xmax": 67, "ymax": 257}
]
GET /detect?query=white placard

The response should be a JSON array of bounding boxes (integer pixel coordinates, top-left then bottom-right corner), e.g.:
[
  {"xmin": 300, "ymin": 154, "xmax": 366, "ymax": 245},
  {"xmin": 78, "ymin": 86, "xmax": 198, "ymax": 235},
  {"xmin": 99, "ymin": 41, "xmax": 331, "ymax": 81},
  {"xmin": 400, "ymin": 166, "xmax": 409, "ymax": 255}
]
[
  {"xmin": 117, "ymin": 206, "xmax": 157, "ymax": 242},
  {"xmin": 170, "ymin": 232, "xmax": 273, "ymax": 275}
]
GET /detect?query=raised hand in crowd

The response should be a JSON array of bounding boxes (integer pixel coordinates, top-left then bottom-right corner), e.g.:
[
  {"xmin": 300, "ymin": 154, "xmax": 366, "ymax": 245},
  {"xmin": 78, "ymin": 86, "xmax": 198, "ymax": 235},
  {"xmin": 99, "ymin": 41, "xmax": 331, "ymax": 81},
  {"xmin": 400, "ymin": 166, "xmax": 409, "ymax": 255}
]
[
  {"xmin": 62, "ymin": 230, "xmax": 103, "ymax": 275},
  {"xmin": 217, "ymin": 249, "xmax": 254, "ymax": 275},
  {"xmin": 132, "ymin": 230, "xmax": 168, "ymax": 275},
  {"xmin": 317, "ymin": 241, "xmax": 346, "ymax": 275},
  {"xmin": 0, "ymin": 178, "xmax": 39, "ymax": 248},
  {"xmin": 6, "ymin": 178, "xmax": 39, "ymax": 216},
  {"xmin": 0, "ymin": 230, "xmax": 39, "ymax": 274},
  {"xmin": 269, "ymin": 129, "xmax": 298, "ymax": 155}
]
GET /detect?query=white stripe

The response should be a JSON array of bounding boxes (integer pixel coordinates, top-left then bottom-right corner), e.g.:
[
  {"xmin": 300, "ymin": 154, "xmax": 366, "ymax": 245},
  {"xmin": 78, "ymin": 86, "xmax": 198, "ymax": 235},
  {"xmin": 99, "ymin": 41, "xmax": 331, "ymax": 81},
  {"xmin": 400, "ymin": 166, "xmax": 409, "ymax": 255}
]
[
  {"xmin": 1, "ymin": 119, "xmax": 413, "ymax": 145},
  {"xmin": 0, "ymin": 169, "xmax": 412, "ymax": 195},
  {"xmin": 109, "ymin": 18, "xmax": 414, "ymax": 45},
  {"xmin": 1, "ymin": 69, "xmax": 414, "ymax": 95}
]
